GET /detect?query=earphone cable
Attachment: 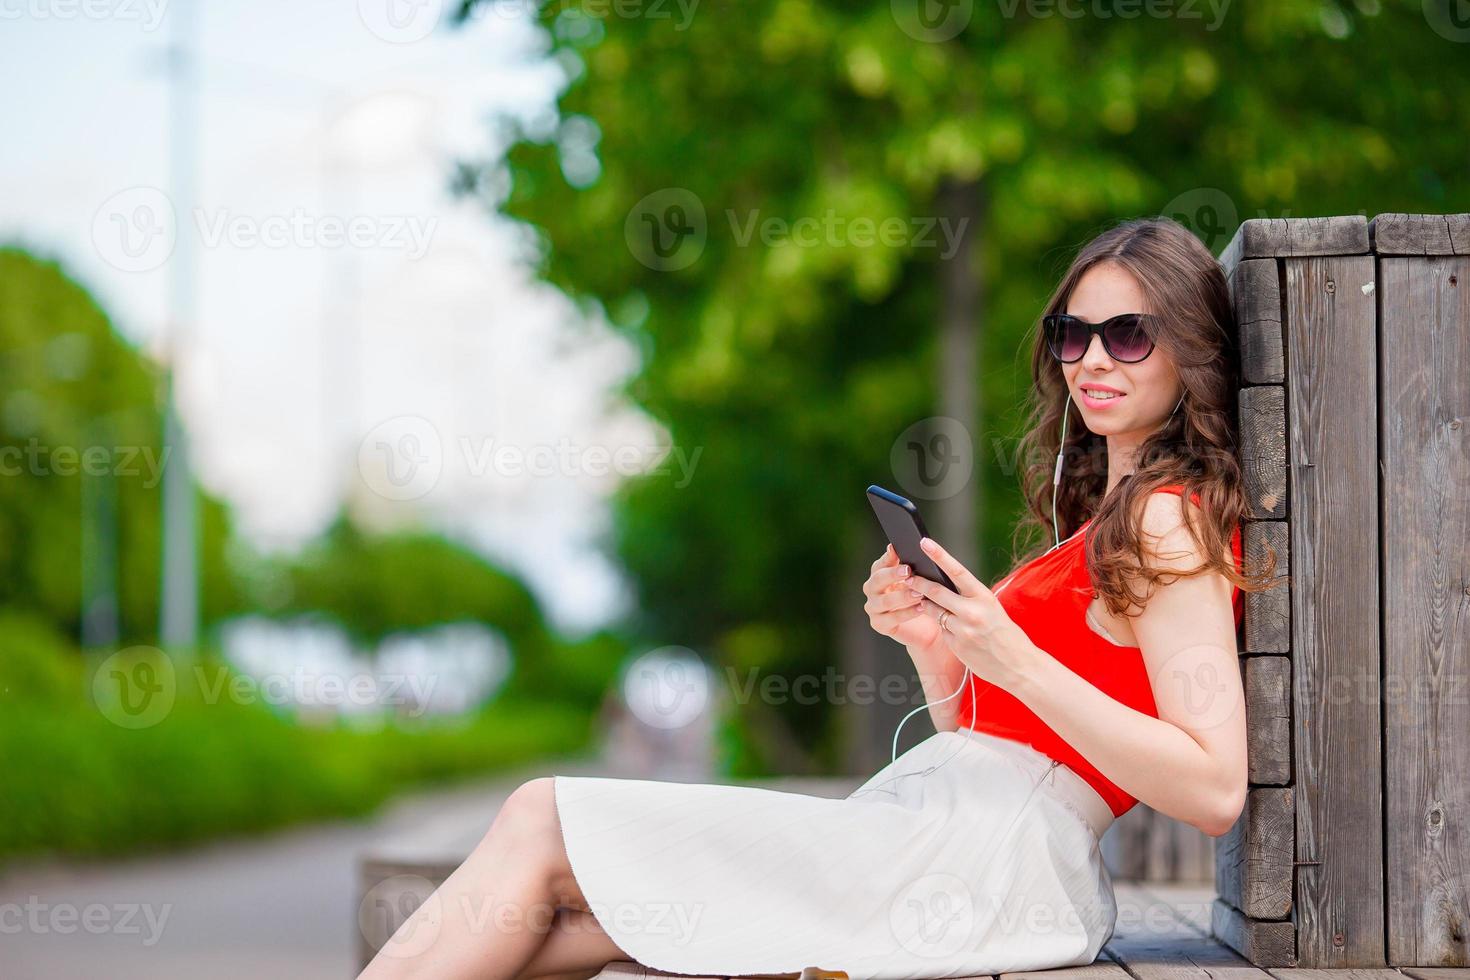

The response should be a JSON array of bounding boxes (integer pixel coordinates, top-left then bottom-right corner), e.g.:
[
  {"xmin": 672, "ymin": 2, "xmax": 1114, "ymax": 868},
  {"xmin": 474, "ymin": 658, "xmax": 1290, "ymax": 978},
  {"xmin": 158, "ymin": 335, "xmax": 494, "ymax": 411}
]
[{"xmin": 866, "ymin": 390, "xmax": 1077, "ymax": 792}]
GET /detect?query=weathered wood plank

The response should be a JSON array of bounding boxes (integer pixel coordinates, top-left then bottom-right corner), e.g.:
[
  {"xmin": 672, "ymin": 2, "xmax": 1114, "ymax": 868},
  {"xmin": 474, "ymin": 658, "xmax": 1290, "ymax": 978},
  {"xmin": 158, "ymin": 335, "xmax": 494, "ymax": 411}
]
[
  {"xmin": 1220, "ymin": 216, "xmax": 1369, "ymax": 278},
  {"xmin": 1284, "ymin": 255, "xmax": 1384, "ymax": 967},
  {"xmin": 1245, "ymin": 657, "xmax": 1292, "ymax": 785},
  {"xmin": 1401, "ymin": 970, "xmax": 1470, "ymax": 980},
  {"xmin": 1240, "ymin": 387, "xmax": 1288, "ymax": 519},
  {"xmin": 1113, "ymin": 880, "xmax": 1201, "ymax": 941},
  {"xmin": 1212, "ymin": 898, "xmax": 1297, "ymax": 967},
  {"xmin": 1231, "ymin": 259, "xmax": 1286, "ymax": 384},
  {"xmin": 1112, "ymin": 914, "xmax": 1278, "ymax": 978},
  {"xmin": 1119, "ymin": 881, "xmax": 1216, "ymax": 939},
  {"xmin": 1243, "ymin": 521, "xmax": 1291, "ymax": 653},
  {"xmin": 1000, "ymin": 963, "xmax": 1131, "ymax": 980},
  {"xmin": 1269, "ymin": 970, "xmax": 1406, "ymax": 980},
  {"xmin": 1216, "ymin": 786, "xmax": 1294, "ymax": 919},
  {"xmin": 1370, "ymin": 213, "xmax": 1470, "ymax": 256},
  {"xmin": 1378, "ymin": 256, "xmax": 1470, "ymax": 967}
]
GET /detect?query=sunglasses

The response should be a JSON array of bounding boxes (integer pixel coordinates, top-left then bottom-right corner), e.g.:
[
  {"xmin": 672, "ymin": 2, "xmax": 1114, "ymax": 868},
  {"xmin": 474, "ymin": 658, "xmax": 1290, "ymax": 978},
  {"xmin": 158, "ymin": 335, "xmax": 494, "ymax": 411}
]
[{"xmin": 1042, "ymin": 312, "xmax": 1157, "ymax": 363}]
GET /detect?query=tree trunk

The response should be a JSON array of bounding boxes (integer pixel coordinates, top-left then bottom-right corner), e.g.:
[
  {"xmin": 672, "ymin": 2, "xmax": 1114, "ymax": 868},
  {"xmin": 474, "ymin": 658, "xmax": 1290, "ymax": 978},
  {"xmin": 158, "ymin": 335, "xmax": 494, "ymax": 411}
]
[
  {"xmin": 933, "ymin": 176, "xmax": 985, "ymax": 570},
  {"xmin": 839, "ymin": 517, "xmax": 921, "ymax": 775},
  {"xmin": 840, "ymin": 177, "xmax": 986, "ymax": 775}
]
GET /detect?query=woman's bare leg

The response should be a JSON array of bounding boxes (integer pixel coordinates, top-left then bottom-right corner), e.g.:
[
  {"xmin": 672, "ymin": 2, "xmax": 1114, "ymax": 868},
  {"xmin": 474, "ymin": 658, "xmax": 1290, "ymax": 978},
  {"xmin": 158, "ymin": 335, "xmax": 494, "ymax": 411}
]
[
  {"xmin": 517, "ymin": 909, "xmax": 628, "ymax": 980},
  {"xmin": 358, "ymin": 777, "xmax": 629, "ymax": 980}
]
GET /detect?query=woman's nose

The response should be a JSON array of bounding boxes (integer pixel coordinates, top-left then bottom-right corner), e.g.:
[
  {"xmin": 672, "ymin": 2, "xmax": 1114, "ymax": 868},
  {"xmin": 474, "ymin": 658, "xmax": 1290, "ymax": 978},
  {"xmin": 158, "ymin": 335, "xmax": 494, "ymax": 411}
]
[{"xmin": 1081, "ymin": 333, "xmax": 1112, "ymax": 369}]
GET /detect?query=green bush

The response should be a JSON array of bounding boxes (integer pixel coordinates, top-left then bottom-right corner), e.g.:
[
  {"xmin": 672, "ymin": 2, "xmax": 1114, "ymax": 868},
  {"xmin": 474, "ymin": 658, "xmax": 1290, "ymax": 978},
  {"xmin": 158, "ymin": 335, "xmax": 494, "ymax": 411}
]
[
  {"xmin": 0, "ymin": 622, "xmax": 599, "ymax": 863},
  {"xmin": 0, "ymin": 610, "xmax": 79, "ymax": 701}
]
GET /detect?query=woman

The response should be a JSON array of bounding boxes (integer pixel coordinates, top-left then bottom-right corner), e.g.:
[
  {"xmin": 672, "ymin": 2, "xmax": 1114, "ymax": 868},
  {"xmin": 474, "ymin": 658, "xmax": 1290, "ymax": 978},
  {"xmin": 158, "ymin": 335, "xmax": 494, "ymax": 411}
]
[{"xmin": 359, "ymin": 216, "xmax": 1278, "ymax": 980}]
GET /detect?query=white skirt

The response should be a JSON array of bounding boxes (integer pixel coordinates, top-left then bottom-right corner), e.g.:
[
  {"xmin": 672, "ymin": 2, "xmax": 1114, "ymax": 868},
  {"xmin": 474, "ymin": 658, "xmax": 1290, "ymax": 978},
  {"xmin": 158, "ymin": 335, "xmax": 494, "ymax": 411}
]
[{"xmin": 552, "ymin": 728, "xmax": 1119, "ymax": 980}]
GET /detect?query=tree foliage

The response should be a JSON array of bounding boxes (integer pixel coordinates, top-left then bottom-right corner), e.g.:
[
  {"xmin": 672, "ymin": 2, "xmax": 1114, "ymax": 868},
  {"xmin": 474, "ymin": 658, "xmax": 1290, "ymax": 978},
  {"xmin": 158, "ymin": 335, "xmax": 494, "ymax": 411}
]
[{"xmin": 459, "ymin": 0, "xmax": 1470, "ymax": 768}]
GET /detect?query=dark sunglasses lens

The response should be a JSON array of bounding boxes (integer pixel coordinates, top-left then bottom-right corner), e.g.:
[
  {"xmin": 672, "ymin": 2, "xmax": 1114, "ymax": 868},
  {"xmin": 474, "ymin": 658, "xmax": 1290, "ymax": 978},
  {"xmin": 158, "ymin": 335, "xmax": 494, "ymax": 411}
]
[
  {"xmin": 1104, "ymin": 315, "xmax": 1153, "ymax": 361},
  {"xmin": 1045, "ymin": 317, "xmax": 1088, "ymax": 361}
]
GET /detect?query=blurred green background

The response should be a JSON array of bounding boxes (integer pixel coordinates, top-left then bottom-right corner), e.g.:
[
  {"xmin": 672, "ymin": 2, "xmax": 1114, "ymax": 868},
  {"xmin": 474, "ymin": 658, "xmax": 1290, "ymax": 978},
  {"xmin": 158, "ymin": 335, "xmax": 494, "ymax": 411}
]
[{"xmin": 3, "ymin": 0, "xmax": 1468, "ymax": 865}]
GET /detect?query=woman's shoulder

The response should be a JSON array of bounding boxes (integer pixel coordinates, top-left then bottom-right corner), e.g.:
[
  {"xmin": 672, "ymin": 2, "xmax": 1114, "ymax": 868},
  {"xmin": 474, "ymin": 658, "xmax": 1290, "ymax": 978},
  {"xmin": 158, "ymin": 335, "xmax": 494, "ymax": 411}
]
[{"xmin": 1136, "ymin": 482, "xmax": 1242, "ymax": 563}]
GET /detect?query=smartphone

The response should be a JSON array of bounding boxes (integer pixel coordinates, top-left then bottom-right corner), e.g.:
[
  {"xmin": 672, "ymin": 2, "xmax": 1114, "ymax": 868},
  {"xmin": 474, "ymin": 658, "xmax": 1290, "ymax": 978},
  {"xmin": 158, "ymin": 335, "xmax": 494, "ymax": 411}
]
[{"xmin": 865, "ymin": 485, "xmax": 958, "ymax": 591}]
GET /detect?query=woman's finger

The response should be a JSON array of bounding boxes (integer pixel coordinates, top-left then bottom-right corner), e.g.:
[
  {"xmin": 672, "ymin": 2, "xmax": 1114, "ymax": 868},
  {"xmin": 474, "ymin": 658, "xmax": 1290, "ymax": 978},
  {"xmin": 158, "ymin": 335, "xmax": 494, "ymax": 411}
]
[
  {"xmin": 878, "ymin": 563, "xmax": 912, "ymax": 588},
  {"xmin": 914, "ymin": 596, "xmax": 954, "ymax": 625},
  {"xmin": 918, "ymin": 537, "xmax": 987, "ymax": 598},
  {"xmin": 870, "ymin": 544, "xmax": 898, "ymax": 572},
  {"xmin": 867, "ymin": 587, "xmax": 922, "ymax": 616},
  {"xmin": 905, "ymin": 573, "xmax": 965, "ymax": 613}
]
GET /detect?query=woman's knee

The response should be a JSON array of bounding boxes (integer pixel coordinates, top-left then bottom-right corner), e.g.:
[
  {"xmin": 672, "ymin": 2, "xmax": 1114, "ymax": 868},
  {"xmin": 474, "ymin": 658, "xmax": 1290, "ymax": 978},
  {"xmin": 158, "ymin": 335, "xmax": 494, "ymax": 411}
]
[
  {"xmin": 490, "ymin": 778, "xmax": 588, "ymax": 907},
  {"xmin": 486, "ymin": 777, "xmax": 562, "ymax": 853}
]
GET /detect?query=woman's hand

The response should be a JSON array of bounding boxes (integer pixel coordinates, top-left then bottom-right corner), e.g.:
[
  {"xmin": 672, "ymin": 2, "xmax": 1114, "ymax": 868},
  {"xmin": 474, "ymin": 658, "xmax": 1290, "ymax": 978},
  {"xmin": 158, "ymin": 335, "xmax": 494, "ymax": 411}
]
[
  {"xmin": 904, "ymin": 537, "xmax": 1043, "ymax": 690},
  {"xmin": 861, "ymin": 544, "xmax": 947, "ymax": 655}
]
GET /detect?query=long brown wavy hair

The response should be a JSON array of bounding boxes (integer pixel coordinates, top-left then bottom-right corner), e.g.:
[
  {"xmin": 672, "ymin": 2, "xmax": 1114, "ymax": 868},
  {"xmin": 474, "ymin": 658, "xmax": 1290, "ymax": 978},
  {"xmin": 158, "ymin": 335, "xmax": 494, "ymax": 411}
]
[{"xmin": 1006, "ymin": 216, "xmax": 1282, "ymax": 620}]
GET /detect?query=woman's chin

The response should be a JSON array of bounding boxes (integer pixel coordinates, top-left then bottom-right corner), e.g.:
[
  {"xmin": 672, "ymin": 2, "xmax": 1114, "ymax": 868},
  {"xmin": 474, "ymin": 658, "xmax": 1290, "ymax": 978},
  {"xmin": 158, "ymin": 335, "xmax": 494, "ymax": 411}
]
[{"xmin": 1081, "ymin": 412, "xmax": 1131, "ymax": 435}]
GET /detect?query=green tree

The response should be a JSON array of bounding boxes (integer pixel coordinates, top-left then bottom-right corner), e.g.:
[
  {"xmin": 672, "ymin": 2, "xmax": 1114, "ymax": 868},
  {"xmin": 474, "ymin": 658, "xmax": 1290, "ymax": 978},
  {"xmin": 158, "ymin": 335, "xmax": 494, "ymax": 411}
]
[
  {"xmin": 457, "ymin": 0, "xmax": 1470, "ymax": 772},
  {"xmin": 0, "ymin": 248, "xmax": 241, "ymax": 645}
]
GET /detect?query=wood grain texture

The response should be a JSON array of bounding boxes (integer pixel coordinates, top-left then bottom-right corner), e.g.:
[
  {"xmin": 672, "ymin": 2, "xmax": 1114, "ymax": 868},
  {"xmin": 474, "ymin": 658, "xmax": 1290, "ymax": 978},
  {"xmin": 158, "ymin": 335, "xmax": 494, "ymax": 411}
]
[
  {"xmin": 1378, "ymin": 256, "xmax": 1470, "ymax": 967},
  {"xmin": 1370, "ymin": 213, "xmax": 1470, "ymax": 256},
  {"xmin": 1284, "ymin": 255, "xmax": 1384, "ymax": 967},
  {"xmin": 1213, "ymin": 898, "xmax": 1298, "ymax": 967},
  {"xmin": 1220, "ymin": 216, "xmax": 1369, "ymax": 278},
  {"xmin": 1232, "ymin": 259, "xmax": 1286, "ymax": 384},
  {"xmin": 1245, "ymin": 657, "xmax": 1292, "ymax": 786},
  {"xmin": 1216, "ymin": 786, "xmax": 1295, "ymax": 919},
  {"xmin": 1108, "ymin": 926, "xmax": 1277, "ymax": 980},
  {"xmin": 1269, "ymin": 971, "xmax": 1406, "ymax": 980},
  {"xmin": 1240, "ymin": 386, "xmax": 1288, "ymax": 519},
  {"xmin": 1000, "ymin": 964, "xmax": 1131, "ymax": 980},
  {"xmin": 1244, "ymin": 521, "xmax": 1291, "ymax": 653}
]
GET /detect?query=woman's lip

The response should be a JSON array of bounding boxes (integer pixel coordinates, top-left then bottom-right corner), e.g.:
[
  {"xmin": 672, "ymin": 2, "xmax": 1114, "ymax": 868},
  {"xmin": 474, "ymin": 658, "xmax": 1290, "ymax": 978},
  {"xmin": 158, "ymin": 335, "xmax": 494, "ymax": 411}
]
[{"xmin": 1080, "ymin": 389, "xmax": 1127, "ymax": 409}]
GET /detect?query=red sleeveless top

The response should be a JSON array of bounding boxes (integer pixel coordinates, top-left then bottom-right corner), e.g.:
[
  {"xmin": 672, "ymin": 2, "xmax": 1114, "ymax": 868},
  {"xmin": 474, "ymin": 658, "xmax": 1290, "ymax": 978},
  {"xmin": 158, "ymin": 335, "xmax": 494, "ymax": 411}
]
[{"xmin": 953, "ymin": 484, "xmax": 1243, "ymax": 818}]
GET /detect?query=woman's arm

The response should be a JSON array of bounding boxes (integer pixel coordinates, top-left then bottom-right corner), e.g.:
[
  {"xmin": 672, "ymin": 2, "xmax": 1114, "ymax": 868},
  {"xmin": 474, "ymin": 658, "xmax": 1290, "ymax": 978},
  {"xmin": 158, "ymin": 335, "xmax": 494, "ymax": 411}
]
[
  {"xmin": 906, "ymin": 638, "xmax": 969, "ymax": 734},
  {"xmin": 860, "ymin": 543, "xmax": 972, "ymax": 734},
  {"xmin": 1010, "ymin": 491, "xmax": 1248, "ymax": 836}
]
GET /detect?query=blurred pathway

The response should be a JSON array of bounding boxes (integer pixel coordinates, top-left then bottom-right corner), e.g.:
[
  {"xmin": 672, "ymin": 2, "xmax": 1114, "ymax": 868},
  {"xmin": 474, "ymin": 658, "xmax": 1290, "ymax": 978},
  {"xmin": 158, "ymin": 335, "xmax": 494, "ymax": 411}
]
[
  {"xmin": 0, "ymin": 695, "xmax": 720, "ymax": 980},
  {"xmin": 0, "ymin": 757, "xmax": 602, "ymax": 980}
]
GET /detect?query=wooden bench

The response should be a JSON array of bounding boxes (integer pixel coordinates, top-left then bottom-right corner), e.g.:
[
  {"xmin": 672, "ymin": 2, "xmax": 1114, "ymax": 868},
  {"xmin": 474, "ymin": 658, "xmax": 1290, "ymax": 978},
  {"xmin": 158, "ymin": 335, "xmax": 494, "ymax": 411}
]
[
  {"xmin": 580, "ymin": 880, "xmax": 1470, "ymax": 980},
  {"xmin": 1215, "ymin": 212, "xmax": 1470, "ymax": 968}
]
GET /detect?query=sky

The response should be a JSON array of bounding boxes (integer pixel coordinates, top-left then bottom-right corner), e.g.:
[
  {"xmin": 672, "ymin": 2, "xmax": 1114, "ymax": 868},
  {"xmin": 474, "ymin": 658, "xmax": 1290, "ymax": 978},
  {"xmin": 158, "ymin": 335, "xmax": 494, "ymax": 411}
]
[{"xmin": 0, "ymin": 0, "xmax": 665, "ymax": 634}]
